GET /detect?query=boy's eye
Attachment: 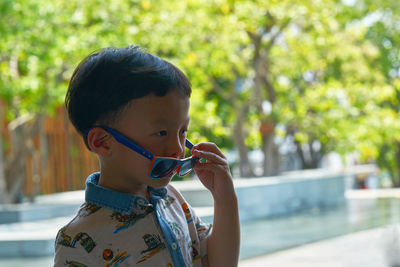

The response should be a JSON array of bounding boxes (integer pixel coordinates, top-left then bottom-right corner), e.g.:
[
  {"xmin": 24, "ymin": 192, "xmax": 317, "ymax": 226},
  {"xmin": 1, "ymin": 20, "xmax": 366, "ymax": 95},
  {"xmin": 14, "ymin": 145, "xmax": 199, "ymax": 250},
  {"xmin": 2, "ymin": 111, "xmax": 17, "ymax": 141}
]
[
  {"xmin": 181, "ymin": 129, "xmax": 188, "ymax": 135},
  {"xmin": 156, "ymin": 130, "xmax": 167, "ymax": 136}
]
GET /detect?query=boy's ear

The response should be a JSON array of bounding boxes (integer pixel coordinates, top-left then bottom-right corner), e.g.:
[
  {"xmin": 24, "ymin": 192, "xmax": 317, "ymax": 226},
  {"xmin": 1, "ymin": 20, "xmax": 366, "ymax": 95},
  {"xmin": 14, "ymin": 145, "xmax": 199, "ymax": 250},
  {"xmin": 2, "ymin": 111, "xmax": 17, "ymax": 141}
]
[{"xmin": 87, "ymin": 128, "xmax": 112, "ymax": 156}]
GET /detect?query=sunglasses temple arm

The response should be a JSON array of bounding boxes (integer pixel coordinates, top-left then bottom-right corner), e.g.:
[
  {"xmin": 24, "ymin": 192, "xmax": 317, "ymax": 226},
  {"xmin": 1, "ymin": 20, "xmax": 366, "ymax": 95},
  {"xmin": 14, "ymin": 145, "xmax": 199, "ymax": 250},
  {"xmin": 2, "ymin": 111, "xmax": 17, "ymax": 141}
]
[
  {"xmin": 100, "ymin": 126, "xmax": 155, "ymax": 160},
  {"xmin": 185, "ymin": 139, "xmax": 194, "ymax": 150}
]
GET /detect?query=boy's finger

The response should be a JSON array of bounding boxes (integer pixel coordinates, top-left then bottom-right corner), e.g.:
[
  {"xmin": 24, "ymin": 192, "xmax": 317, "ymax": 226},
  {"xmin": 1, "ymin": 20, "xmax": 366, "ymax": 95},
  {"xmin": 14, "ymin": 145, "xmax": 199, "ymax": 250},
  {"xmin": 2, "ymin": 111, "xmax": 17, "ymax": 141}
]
[
  {"xmin": 192, "ymin": 142, "xmax": 226, "ymax": 159},
  {"xmin": 192, "ymin": 149, "xmax": 226, "ymax": 165},
  {"xmin": 194, "ymin": 162, "xmax": 228, "ymax": 173}
]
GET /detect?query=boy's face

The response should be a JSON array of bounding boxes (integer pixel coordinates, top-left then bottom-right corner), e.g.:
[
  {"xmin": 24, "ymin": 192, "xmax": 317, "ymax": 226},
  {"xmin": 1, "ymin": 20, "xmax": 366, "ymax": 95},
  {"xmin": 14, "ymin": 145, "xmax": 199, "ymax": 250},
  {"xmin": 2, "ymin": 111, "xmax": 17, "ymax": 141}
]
[{"xmin": 107, "ymin": 89, "xmax": 190, "ymax": 189}]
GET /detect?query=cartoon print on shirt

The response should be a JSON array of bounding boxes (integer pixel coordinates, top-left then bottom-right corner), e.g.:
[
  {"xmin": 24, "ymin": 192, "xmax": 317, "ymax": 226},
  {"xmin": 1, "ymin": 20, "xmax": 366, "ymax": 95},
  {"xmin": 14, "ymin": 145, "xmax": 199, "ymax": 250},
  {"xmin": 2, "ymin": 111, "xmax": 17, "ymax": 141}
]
[
  {"xmin": 181, "ymin": 202, "xmax": 193, "ymax": 224},
  {"xmin": 103, "ymin": 248, "xmax": 114, "ymax": 261},
  {"xmin": 78, "ymin": 203, "xmax": 102, "ymax": 217},
  {"xmin": 137, "ymin": 234, "xmax": 166, "ymax": 263},
  {"xmin": 196, "ymin": 220, "xmax": 212, "ymax": 237},
  {"xmin": 167, "ymin": 221, "xmax": 184, "ymax": 241},
  {"xmin": 188, "ymin": 240, "xmax": 201, "ymax": 262},
  {"xmin": 161, "ymin": 195, "xmax": 176, "ymax": 209},
  {"xmin": 65, "ymin": 260, "xmax": 88, "ymax": 267},
  {"xmin": 102, "ymin": 249, "xmax": 130, "ymax": 267},
  {"xmin": 110, "ymin": 205, "xmax": 153, "ymax": 234},
  {"xmin": 56, "ymin": 227, "xmax": 96, "ymax": 253}
]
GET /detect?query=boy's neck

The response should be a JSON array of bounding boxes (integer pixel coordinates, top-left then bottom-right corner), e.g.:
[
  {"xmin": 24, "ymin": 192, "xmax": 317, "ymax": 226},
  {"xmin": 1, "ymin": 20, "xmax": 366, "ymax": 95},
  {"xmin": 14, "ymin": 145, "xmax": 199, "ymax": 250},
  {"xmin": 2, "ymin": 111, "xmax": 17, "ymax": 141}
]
[{"xmin": 98, "ymin": 171, "xmax": 150, "ymax": 201}]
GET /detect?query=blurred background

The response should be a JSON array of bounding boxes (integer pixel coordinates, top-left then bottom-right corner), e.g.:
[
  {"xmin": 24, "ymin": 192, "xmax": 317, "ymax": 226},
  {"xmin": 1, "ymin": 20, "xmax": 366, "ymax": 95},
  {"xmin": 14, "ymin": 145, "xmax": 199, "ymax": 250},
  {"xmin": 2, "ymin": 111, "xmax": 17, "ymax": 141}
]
[{"xmin": 1, "ymin": 0, "xmax": 400, "ymax": 266}]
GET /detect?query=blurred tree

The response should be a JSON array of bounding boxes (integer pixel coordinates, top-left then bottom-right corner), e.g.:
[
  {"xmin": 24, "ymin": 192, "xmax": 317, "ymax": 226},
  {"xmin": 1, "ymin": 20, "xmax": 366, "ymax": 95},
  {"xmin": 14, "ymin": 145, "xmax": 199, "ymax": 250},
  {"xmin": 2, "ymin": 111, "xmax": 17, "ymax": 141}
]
[
  {"xmin": 272, "ymin": 0, "xmax": 392, "ymax": 168},
  {"xmin": 148, "ymin": 0, "xmax": 399, "ymax": 177},
  {"xmin": 354, "ymin": 0, "xmax": 400, "ymax": 186},
  {"xmin": 176, "ymin": 0, "xmax": 400, "ymax": 181},
  {"xmin": 1, "ymin": 0, "xmax": 62, "ymax": 203}
]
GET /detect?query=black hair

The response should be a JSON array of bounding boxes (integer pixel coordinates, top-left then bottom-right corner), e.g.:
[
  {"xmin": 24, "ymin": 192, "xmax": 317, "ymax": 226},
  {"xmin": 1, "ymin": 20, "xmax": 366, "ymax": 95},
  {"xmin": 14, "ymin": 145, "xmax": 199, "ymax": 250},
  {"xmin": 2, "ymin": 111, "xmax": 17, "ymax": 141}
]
[{"xmin": 65, "ymin": 45, "xmax": 191, "ymax": 149}]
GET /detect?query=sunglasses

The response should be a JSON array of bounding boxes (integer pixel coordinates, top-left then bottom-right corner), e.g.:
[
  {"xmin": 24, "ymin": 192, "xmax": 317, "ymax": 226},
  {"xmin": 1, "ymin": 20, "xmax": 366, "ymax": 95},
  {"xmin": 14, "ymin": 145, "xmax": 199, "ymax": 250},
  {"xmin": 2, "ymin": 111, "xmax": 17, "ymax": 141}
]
[{"xmin": 86, "ymin": 126, "xmax": 198, "ymax": 179}]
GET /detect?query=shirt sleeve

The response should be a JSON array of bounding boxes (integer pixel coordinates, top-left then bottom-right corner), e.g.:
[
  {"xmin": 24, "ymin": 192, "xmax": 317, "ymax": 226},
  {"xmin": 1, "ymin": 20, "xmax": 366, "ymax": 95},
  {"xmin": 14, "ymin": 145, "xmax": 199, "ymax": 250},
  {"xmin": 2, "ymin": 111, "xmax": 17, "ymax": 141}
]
[{"xmin": 190, "ymin": 204, "xmax": 212, "ymax": 260}]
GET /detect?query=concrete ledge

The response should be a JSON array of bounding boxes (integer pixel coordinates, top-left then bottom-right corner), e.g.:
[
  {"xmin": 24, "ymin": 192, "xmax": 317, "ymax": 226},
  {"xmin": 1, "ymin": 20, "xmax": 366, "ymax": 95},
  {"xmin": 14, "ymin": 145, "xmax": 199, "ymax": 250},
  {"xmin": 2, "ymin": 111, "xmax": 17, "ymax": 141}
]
[
  {"xmin": 0, "ymin": 202, "xmax": 82, "ymax": 224},
  {"xmin": 0, "ymin": 216, "xmax": 71, "ymax": 257},
  {"xmin": 172, "ymin": 180, "xmax": 214, "ymax": 207},
  {"xmin": 0, "ymin": 191, "xmax": 84, "ymax": 224},
  {"xmin": 236, "ymin": 172, "xmax": 346, "ymax": 221},
  {"xmin": 174, "ymin": 169, "xmax": 347, "ymax": 222},
  {"xmin": 0, "ymin": 239, "xmax": 54, "ymax": 257}
]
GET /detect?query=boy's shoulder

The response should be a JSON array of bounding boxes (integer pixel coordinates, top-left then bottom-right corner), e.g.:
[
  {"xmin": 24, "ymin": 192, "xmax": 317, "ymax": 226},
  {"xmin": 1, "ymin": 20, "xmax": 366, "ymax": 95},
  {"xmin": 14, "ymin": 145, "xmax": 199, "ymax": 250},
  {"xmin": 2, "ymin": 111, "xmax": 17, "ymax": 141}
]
[
  {"xmin": 55, "ymin": 202, "xmax": 107, "ymax": 239},
  {"xmin": 164, "ymin": 183, "xmax": 188, "ymax": 205},
  {"xmin": 54, "ymin": 203, "xmax": 106, "ymax": 264}
]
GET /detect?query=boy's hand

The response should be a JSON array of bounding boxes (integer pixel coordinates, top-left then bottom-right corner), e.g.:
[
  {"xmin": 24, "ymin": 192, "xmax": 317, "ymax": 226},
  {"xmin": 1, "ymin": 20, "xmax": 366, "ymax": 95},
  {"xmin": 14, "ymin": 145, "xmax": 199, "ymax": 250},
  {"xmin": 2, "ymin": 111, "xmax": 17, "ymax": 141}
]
[
  {"xmin": 191, "ymin": 142, "xmax": 235, "ymax": 202},
  {"xmin": 192, "ymin": 142, "xmax": 240, "ymax": 266}
]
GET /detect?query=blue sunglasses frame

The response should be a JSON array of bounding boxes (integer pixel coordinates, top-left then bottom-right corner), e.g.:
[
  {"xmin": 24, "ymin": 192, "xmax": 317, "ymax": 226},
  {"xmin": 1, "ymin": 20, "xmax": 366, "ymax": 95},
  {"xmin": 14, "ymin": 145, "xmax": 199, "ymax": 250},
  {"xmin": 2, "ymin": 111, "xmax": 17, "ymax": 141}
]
[{"xmin": 85, "ymin": 126, "xmax": 198, "ymax": 179}]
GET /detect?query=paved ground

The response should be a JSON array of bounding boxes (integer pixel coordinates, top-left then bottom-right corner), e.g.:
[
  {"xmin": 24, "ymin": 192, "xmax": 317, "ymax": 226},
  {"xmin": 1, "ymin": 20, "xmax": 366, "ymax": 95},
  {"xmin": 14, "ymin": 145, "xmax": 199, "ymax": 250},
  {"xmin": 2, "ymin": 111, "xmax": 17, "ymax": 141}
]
[{"xmin": 239, "ymin": 226, "xmax": 394, "ymax": 267}]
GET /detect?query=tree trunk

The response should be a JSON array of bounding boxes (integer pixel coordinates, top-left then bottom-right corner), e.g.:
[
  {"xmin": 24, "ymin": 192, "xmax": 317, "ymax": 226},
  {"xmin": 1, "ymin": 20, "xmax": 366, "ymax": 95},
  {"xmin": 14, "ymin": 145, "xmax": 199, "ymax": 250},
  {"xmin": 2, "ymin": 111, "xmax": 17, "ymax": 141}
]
[
  {"xmin": 233, "ymin": 103, "xmax": 255, "ymax": 177},
  {"xmin": 30, "ymin": 120, "xmax": 49, "ymax": 201},
  {"xmin": 309, "ymin": 141, "xmax": 321, "ymax": 169},
  {"xmin": 210, "ymin": 72, "xmax": 255, "ymax": 178},
  {"xmin": 394, "ymin": 141, "xmax": 400, "ymax": 187},
  {"xmin": 246, "ymin": 13, "xmax": 291, "ymax": 178},
  {"xmin": 2, "ymin": 114, "xmax": 44, "ymax": 203},
  {"xmin": 261, "ymin": 124, "xmax": 280, "ymax": 176},
  {"xmin": 296, "ymin": 140, "xmax": 321, "ymax": 169},
  {"xmin": 0, "ymin": 100, "xmax": 9, "ymax": 203}
]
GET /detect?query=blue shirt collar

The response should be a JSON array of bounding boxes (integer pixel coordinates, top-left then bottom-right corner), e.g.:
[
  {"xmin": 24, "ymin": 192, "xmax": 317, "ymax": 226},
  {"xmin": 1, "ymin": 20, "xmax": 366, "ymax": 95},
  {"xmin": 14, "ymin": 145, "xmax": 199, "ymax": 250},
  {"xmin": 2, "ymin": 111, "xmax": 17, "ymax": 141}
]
[{"xmin": 85, "ymin": 172, "xmax": 167, "ymax": 213}]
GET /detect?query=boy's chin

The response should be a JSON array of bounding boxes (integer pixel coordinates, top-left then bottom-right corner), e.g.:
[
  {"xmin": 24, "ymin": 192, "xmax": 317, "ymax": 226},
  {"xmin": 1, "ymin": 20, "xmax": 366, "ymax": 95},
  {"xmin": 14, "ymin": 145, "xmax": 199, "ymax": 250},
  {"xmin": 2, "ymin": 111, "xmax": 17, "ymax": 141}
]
[{"xmin": 149, "ymin": 174, "xmax": 174, "ymax": 188}]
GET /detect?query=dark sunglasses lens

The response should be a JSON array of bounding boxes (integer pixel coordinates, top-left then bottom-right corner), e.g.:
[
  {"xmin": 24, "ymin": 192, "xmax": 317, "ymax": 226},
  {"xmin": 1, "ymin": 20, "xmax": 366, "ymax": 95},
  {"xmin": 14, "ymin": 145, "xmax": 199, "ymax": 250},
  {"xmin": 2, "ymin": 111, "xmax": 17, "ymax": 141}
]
[
  {"xmin": 151, "ymin": 159, "xmax": 178, "ymax": 178},
  {"xmin": 178, "ymin": 158, "xmax": 198, "ymax": 176}
]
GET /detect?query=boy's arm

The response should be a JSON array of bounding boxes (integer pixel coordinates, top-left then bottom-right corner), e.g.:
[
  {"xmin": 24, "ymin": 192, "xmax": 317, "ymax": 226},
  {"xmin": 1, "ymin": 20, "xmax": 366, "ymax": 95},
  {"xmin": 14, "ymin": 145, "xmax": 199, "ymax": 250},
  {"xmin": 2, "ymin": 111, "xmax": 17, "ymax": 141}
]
[{"xmin": 192, "ymin": 143, "xmax": 240, "ymax": 267}]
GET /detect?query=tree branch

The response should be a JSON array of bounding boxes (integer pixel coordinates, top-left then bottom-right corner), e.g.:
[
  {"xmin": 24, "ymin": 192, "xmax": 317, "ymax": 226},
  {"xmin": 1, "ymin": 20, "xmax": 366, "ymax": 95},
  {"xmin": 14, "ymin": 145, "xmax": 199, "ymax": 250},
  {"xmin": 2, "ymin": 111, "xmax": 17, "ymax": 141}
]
[{"xmin": 266, "ymin": 18, "xmax": 291, "ymax": 50}]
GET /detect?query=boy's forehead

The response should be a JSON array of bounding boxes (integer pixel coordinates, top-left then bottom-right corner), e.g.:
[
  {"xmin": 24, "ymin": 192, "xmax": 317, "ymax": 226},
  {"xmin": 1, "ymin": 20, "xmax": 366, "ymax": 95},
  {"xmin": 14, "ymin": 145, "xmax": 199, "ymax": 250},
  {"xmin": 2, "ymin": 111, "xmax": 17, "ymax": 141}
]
[{"xmin": 124, "ymin": 92, "xmax": 190, "ymax": 127}]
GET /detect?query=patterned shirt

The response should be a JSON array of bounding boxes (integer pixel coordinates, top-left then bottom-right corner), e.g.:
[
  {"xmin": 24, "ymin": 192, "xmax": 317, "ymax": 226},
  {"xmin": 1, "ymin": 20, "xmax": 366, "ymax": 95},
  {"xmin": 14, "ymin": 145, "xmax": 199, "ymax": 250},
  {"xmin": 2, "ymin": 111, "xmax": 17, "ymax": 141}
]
[{"xmin": 54, "ymin": 172, "xmax": 211, "ymax": 267}]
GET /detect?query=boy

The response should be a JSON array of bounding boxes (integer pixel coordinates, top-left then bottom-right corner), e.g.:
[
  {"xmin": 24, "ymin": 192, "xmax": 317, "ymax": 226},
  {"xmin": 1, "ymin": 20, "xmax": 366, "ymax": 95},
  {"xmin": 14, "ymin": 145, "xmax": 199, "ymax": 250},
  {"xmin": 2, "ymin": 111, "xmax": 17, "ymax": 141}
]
[{"xmin": 54, "ymin": 45, "xmax": 240, "ymax": 267}]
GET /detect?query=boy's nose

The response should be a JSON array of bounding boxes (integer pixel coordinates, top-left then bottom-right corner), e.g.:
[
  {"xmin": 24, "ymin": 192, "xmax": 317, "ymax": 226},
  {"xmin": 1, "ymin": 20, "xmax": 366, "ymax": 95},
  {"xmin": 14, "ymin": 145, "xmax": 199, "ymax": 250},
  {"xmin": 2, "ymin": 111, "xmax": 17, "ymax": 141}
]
[{"xmin": 168, "ymin": 137, "xmax": 185, "ymax": 158}]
